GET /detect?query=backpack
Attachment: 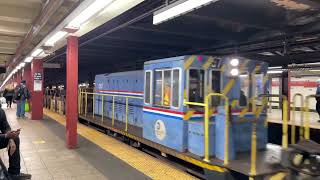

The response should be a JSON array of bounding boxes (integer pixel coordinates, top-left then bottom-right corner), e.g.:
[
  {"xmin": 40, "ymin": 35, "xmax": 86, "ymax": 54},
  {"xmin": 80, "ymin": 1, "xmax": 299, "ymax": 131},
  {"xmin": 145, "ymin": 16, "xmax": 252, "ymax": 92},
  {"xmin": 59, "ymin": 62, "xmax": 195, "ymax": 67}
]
[{"xmin": 15, "ymin": 87, "xmax": 24, "ymax": 100}]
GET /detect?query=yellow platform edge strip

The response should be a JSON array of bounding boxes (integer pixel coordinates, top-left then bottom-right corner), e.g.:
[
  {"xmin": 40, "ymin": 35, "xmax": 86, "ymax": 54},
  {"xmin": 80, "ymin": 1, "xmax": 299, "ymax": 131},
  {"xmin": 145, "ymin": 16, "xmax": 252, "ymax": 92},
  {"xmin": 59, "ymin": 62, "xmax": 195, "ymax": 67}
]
[{"xmin": 43, "ymin": 109, "xmax": 199, "ymax": 180}]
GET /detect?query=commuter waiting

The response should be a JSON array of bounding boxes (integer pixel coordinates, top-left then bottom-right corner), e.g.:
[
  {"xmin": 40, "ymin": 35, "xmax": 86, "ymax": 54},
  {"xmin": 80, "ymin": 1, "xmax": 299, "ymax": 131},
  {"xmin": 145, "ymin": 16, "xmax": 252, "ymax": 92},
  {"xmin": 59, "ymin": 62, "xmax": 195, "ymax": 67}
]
[
  {"xmin": 14, "ymin": 81, "xmax": 30, "ymax": 119},
  {"xmin": 0, "ymin": 107, "xmax": 31, "ymax": 179},
  {"xmin": 3, "ymin": 85, "xmax": 14, "ymax": 108}
]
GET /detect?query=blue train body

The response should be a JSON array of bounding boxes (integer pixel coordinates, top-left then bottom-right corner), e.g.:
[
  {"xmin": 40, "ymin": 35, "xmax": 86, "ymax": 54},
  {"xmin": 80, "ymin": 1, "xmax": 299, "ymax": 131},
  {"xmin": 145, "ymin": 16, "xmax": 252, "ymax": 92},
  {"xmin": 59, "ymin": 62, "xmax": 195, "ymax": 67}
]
[{"xmin": 94, "ymin": 55, "xmax": 269, "ymax": 161}]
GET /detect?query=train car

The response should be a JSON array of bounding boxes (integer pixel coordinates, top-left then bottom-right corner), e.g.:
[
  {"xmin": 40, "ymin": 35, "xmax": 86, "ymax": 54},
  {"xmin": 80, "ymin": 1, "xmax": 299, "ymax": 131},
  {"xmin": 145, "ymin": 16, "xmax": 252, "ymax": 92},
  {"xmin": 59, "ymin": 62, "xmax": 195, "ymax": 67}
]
[{"xmin": 86, "ymin": 55, "xmax": 276, "ymax": 179}]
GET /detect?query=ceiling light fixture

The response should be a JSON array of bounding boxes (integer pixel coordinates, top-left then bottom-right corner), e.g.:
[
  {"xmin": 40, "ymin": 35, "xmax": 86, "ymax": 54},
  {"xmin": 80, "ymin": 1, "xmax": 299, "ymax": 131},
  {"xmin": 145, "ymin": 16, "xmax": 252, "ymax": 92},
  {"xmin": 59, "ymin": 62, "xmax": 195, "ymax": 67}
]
[
  {"xmin": 268, "ymin": 66, "xmax": 282, "ymax": 69},
  {"xmin": 45, "ymin": 31, "xmax": 68, "ymax": 46},
  {"xmin": 267, "ymin": 70, "xmax": 283, "ymax": 74},
  {"xmin": 31, "ymin": 48, "xmax": 43, "ymax": 57},
  {"xmin": 153, "ymin": 0, "xmax": 219, "ymax": 25},
  {"xmin": 67, "ymin": 0, "xmax": 114, "ymax": 29},
  {"xmin": 24, "ymin": 57, "xmax": 33, "ymax": 63}
]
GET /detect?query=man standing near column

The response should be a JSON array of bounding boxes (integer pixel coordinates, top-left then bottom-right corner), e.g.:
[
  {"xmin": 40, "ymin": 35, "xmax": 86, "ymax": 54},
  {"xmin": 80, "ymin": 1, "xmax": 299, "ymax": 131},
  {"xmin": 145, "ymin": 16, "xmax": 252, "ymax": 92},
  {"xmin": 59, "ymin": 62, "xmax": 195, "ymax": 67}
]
[{"xmin": 14, "ymin": 80, "xmax": 30, "ymax": 119}]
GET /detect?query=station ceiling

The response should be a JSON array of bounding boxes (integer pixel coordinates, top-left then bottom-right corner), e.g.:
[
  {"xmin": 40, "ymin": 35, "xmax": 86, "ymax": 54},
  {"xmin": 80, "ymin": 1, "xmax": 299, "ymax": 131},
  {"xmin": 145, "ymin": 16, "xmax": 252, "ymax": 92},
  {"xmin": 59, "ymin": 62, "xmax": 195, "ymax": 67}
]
[
  {"xmin": 0, "ymin": 0, "xmax": 80, "ymax": 73},
  {"xmin": 44, "ymin": 0, "xmax": 320, "ymax": 85}
]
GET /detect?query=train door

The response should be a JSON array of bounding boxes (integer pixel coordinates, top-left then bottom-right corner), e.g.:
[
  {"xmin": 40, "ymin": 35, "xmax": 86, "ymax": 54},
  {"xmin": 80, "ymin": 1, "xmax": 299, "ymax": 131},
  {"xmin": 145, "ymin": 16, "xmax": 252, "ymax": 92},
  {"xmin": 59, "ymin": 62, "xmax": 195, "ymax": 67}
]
[
  {"xmin": 187, "ymin": 69, "xmax": 205, "ymax": 108},
  {"xmin": 210, "ymin": 70, "xmax": 221, "ymax": 106}
]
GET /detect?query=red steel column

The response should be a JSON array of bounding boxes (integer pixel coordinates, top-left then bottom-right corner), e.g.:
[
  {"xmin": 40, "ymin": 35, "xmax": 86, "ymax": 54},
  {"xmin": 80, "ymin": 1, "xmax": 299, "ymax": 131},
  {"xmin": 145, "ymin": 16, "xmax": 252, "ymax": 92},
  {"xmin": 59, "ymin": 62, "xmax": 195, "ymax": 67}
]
[
  {"xmin": 23, "ymin": 64, "xmax": 32, "ymax": 92},
  {"xmin": 66, "ymin": 36, "xmax": 78, "ymax": 149},
  {"xmin": 23, "ymin": 64, "xmax": 32, "ymax": 109},
  {"xmin": 31, "ymin": 59, "xmax": 44, "ymax": 120}
]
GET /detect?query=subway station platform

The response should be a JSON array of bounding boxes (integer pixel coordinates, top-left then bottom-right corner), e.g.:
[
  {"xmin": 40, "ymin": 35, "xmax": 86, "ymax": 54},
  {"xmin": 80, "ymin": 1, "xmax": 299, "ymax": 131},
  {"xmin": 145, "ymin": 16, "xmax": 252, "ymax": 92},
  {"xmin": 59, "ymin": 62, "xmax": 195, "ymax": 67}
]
[
  {"xmin": 0, "ymin": 106, "xmax": 197, "ymax": 180},
  {"xmin": 268, "ymin": 109, "xmax": 320, "ymax": 129}
]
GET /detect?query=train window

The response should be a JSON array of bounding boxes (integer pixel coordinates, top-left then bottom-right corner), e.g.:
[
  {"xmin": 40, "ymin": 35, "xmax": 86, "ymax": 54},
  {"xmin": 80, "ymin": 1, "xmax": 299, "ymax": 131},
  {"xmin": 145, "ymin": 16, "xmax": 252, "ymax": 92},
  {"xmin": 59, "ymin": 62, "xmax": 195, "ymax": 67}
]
[
  {"xmin": 163, "ymin": 70, "xmax": 171, "ymax": 107},
  {"xmin": 240, "ymin": 72, "xmax": 249, "ymax": 107},
  {"xmin": 189, "ymin": 69, "xmax": 205, "ymax": 103},
  {"xmin": 211, "ymin": 70, "xmax": 221, "ymax": 106},
  {"xmin": 172, "ymin": 69, "xmax": 180, "ymax": 108},
  {"xmin": 144, "ymin": 71, "xmax": 152, "ymax": 104},
  {"xmin": 253, "ymin": 73, "xmax": 264, "ymax": 105},
  {"xmin": 154, "ymin": 70, "xmax": 163, "ymax": 106},
  {"xmin": 153, "ymin": 69, "xmax": 174, "ymax": 108}
]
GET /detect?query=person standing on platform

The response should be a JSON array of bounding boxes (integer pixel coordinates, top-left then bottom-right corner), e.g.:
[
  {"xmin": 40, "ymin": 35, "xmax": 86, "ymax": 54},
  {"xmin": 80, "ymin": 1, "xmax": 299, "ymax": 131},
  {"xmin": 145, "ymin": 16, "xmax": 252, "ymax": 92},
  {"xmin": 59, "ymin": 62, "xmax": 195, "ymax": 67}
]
[
  {"xmin": 3, "ymin": 85, "xmax": 14, "ymax": 108},
  {"xmin": 14, "ymin": 81, "xmax": 30, "ymax": 119},
  {"xmin": 316, "ymin": 79, "xmax": 320, "ymax": 123}
]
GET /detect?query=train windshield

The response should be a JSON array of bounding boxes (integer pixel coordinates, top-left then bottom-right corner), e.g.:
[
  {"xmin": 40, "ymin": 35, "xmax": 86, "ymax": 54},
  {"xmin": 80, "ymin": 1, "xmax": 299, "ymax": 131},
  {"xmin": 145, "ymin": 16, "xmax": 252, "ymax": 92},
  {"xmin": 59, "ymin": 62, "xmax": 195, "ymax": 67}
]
[
  {"xmin": 188, "ymin": 69, "xmax": 205, "ymax": 103},
  {"xmin": 211, "ymin": 70, "xmax": 221, "ymax": 106},
  {"xmin": 240, "ymin": 72, "xmax": 249, "ymax": 107}
]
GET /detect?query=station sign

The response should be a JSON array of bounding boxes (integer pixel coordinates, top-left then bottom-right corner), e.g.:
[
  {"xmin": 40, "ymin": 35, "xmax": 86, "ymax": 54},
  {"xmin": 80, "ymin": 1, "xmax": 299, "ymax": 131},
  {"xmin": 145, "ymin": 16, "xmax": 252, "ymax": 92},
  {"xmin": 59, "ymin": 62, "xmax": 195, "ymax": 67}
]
[
  {"xmin": 34, "ymin": 72, "xmax": 42, "ymax": 91},
  {"xmin": 34, "ymin": 72, "xmax": 42, "ymax": 80}
]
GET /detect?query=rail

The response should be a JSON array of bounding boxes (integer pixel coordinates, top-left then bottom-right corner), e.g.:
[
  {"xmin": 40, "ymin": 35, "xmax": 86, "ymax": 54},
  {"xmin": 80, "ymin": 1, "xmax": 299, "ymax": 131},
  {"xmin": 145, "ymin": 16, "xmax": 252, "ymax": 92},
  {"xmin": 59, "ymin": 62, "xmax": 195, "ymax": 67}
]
[
  {"xmin": 303, "ymin": 95, "xmax": 319, "ymax": 140},
  {"xmin": 185, "ymin": 93, "xmax": 229, "ymax": 165},
  {"xmin": 79, "ymin": 91, "xmax": 143, "ymax": 132},
  {"xmin": 249, "ymin": 94, "xmax": 270, "ymax": 178}
]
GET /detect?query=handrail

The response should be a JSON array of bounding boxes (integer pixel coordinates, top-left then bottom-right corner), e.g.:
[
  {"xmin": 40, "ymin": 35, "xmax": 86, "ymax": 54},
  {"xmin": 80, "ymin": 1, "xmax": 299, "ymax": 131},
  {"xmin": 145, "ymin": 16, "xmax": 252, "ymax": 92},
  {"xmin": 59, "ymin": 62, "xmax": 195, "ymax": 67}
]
[
  {"xmin": 184, "ymin": 93, "xmax": 229, "ymax": 165},
  {"xmin": 303, "ymin": 95, "xmax": 319, "ymax": 140},
  {"xmin": 291, "ymin": 93, "xmax": 304, "ymax": 144},
  {"xmin": 79, "ymin": 91, "xmax": 143, "ymax": 131},
  {"xmin": 258, "ymin": 94, "xmax": 289, "ymax": 148},
  {"xmin": 249, "ymin": 94, "xmax": 269, "ymax": 178}
]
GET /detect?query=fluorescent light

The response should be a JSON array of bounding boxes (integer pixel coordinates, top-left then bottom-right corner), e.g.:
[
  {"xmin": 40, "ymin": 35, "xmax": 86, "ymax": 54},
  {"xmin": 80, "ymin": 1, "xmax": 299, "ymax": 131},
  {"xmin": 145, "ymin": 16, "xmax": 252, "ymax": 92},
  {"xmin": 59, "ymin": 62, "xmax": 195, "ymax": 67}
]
[
  {"xmin": 230, "ymin": 68, "xmax": 239, "ymax": 76},
  {"xmin": 24, "ymin": 57, "xmax": 33, "ymax": 63},
  {"xmin": 68, "ymin": 0, "xmax": 113, "ymax": 28},
  {"xmin": 310, "ymin": 69, "xmax": 320, "ymax": 72},
  {"xmin": 258, "ymin": 52, "xmax": 275, "ymax": 56},
  {"xmin": 45, "ymin": 31, "xmax": 67, "ymax": 46},
  {"xmin": 31, "ymin": 48, "xmax": 43, "ymax": 57},
  {"xmin": 268, "ymin": 66, "xmax": 282, "ymax": 69},
  {"xmin": 267, "ymin": 70, "xmax": 283, "ymax": 74},
  {"xmin": 240, "ymin": 74, "xmax": 248, "ymax": 77},
  {"xmin": 153, "ymin": 0, "xmax": 219, "ymax": 25},
  {"xmin": 305, "ymin": 62, "xmax": 320, "ymax": 65},
  {"xmin": 20, "ymin": 63, "xmax": 26, "ymax": 68},
  {"xmin": 230, "ymin": 58, "xmax": 239, "ymax": 66}
]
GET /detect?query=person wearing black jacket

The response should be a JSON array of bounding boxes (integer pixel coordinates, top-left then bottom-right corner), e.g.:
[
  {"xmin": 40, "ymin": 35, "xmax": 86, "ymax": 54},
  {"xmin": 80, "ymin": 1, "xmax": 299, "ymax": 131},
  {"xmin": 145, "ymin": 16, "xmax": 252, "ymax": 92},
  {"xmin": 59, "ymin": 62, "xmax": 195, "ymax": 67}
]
[
  {"xmin": 13, "ymin": 81, "xmax": 30, "ymax": 119},
  {"xmin": 0, "ymin": 108, "xmax": 31, "ymax": 179},
  {"xmin": 3, "ymin": 87, "xmax": 14, "ymax": 108}
]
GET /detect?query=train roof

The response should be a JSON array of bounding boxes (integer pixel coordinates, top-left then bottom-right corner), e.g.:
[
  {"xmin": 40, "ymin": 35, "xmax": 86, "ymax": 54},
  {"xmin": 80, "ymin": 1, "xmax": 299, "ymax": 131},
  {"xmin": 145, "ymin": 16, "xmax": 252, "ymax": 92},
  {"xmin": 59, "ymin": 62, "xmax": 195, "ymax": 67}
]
[
  {"xmin": 144, "ymin": 55, "xmax": 210, "ymax": 65},
  {"xmin": 95, "ymin": 70, "xmax": 143, "ymax": 78}
]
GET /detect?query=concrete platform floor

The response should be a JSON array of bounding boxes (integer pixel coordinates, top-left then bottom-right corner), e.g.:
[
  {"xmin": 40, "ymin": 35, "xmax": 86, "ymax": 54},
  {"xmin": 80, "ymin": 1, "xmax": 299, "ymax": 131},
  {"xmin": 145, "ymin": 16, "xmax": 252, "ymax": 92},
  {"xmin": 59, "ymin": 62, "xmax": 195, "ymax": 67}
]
[{"xmin": 0, "ymin": 106, "xmax": 197, "ymax": 180}]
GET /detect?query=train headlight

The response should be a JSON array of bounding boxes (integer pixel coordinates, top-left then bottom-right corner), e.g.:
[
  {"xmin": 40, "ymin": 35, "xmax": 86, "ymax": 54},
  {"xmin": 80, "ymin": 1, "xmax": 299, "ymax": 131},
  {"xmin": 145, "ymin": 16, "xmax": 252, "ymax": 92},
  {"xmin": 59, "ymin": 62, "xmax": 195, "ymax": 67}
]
[
  {"xmin": 230, "ymin": 58, "xmax": 239, "ymax": 66},
  {"xmin": 230, "ymin": 68, "xmax": 239, "ymax": 76}
]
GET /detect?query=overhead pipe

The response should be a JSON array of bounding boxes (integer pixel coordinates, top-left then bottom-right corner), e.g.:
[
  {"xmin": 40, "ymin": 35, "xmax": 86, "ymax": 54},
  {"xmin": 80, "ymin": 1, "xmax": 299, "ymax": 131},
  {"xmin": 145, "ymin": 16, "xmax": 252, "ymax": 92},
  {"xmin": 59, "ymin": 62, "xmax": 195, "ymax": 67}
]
[{"xmin": 7, "ymin": 0, "xmax": 65, "ymax": 73}]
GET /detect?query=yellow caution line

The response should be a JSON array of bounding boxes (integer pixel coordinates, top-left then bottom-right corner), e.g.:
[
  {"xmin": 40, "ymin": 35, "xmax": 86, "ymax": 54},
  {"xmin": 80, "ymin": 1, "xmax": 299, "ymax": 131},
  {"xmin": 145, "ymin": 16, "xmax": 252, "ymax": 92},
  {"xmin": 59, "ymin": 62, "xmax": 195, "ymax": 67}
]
[
  {"xmin": 43, "ymin": 109, "xmax": 199, "ymax": 180},
  {"xmin": 231, "ymin": 100, "xmax": 238, "ymax": 108},
  {"xmin": 240, "ymin": 108, "xmax": 248, "ymax": 118},
  {"xmin": 269, "ymin": 172, "xmax": 287, "ymax": 180},
  {"xmin": 184, "ymin": 56, "xmax": 196, "ymax": 70},
  {"xmin": 202, "ymin": 57, "xmax": 214, "ymax": 70},
  {"xmin": 184, "ymin": 110, "xmax": 195, "ymax": 120},
  {"xmin": 222, "ymin": 79, "xmax": 235, "ymax": 95}
]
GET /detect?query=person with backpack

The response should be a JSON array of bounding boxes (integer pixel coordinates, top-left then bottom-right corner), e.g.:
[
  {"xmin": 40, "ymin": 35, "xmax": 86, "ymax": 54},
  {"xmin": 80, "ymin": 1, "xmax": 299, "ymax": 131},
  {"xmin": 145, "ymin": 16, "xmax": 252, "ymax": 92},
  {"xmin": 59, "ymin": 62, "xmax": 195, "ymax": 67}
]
[{"xmin": 13, "ymin": 81, "xmax": 30, "ymax": 119}]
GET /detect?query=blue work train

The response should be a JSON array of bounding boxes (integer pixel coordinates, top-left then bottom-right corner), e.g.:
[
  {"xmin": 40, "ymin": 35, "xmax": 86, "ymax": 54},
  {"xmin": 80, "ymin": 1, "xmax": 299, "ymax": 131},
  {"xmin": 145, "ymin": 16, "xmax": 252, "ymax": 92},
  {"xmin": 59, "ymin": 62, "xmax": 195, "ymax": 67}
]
[{"xmin": 94, "ymin": 55, "xmax": 268, "ymax": 161}]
